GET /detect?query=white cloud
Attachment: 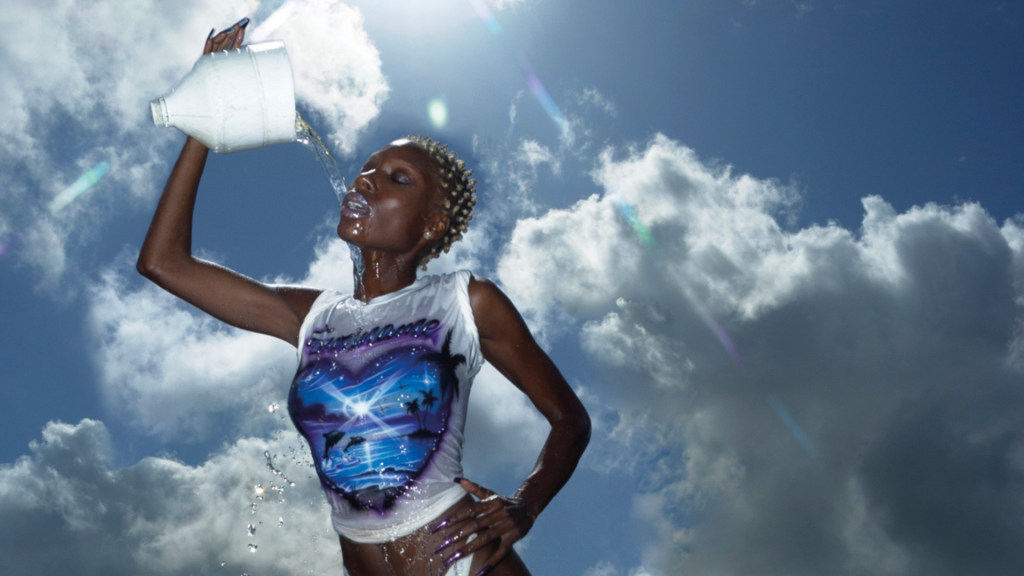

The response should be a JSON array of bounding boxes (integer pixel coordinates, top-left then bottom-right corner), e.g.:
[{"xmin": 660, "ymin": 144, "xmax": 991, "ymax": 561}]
[
  {"xmin": 0, "ymin": 0, "xmax": 386, "ymax": 283},
  {"xmin": 581, "ymin": 298, "xmax": 694, "ymax": 389},
  {"xmin": 88, "ymin": 264, "xmax": 297, "ymax": 440},
  {"xmin": 518, "ymin": 139, "xmax": 561, "ymax": 174},
  {"xmin": 464, "ymin": 363, "xmax": 549, "ymax": 478},
  {"xmin": 583, "ymin": 559, "xmax": 619, "ymax": 576},
  {"xmin": 0, "ymin": 418, "xmax": 344, "ymax": 576},
  {"xmin": 494, "ymin": 133, "xmax": 1024, "ymax": 574},
  {"xmin": 576, "ymin": 87, "xmax": 617, "ymax": 117},
  {"xmin": 266, "ymin": 0, "xmax": 389, "ymax": 156}
]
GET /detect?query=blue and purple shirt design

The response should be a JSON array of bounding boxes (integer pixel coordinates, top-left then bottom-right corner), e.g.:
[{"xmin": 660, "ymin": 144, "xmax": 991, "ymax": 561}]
[{"xmin": 288, "ymin": 317, "xmax": 466, "ymax": 513}]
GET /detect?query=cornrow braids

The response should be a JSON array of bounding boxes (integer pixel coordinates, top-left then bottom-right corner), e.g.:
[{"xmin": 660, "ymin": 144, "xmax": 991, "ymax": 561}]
[{"xmin": 406, "ymin": 135, "xmax": 478, "ymax": 270}]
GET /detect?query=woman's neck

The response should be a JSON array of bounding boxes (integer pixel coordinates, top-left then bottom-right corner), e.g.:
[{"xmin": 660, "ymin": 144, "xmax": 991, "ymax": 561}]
[{"xmin": 351, "ymin": 246, "xmax": 419, "ymax": 303}]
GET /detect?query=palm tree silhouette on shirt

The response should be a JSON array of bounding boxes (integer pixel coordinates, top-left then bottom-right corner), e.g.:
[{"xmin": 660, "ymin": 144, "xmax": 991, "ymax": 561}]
[
  {"xmin": 417, "ymin": 329, "xmax": 466, "ymax": 406},
  {"xmin": 405, "ymin": 398, "xmax": 422, "ymax": 430}
]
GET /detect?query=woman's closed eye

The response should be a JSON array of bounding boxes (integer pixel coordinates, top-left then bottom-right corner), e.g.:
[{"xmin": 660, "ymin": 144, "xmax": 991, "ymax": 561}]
[{"xmin": 391, "ymin": 170, "xmax": 412, "ymax": 184}]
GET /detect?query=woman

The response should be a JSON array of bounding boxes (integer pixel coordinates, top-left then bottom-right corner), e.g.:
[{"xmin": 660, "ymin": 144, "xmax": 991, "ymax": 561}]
[{"xmin": 138, "ymin": 19, "xmax": 591, "ymax": 576}]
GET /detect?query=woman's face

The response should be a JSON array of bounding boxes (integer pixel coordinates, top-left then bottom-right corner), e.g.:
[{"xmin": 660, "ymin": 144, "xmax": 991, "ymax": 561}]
[{"xmin": 337, "ymin": 139, "xmax": 445, "ymax": 257}]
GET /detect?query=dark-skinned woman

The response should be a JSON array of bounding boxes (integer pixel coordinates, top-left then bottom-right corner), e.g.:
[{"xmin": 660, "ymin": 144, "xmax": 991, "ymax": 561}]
[{"xmin": 138, "ymin": 19, "xmax": 591, "ymax": 576}]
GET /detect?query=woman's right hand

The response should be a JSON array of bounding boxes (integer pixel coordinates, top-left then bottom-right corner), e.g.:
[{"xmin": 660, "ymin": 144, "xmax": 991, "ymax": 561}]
[{"xmin": 203, "ymin": 17, "xmax": 249, "ymax": 55}]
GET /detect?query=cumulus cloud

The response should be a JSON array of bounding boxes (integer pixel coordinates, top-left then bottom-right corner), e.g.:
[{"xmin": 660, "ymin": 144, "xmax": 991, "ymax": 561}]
[
  {"xmin": 495, "ymin": 133, "xmax": 1024, "ymax": 575},
  {"xmin": 88, "ymin": 264, "xmax": 298, "ymax": 440},
  {"xmin": 265, "ymin": 0, "xmax": 389, "ymax": 155},
  {"xmin": 0, "ymin": 0, "xmax": 386, "ymax": 283},
  {"xmin": 0, "ymin": 418, "xmax": 344, "ymax": 576}
]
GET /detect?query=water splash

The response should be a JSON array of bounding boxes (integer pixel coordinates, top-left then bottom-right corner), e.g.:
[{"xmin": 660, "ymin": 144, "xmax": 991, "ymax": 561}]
[
  {"xmin": 349, "ymin": 243, "xmax": 366, "ymax": 301},
  {"xmin": 295, "ymin": 111, "xmax": 346, "ymax": 205}
]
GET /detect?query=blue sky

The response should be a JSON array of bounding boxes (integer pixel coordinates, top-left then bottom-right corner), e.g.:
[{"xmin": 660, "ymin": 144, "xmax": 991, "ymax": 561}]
[{"xmin": 1, "ymin": 1, "xmax": 1023, "ymax": 575}]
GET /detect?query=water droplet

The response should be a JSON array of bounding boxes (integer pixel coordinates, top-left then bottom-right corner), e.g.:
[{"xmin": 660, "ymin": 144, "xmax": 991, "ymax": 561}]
[
  {"xmin": 220, "ymin": 561, "xmax": 226, "ymax": 567},
  {"xmin": 247, "ymin": 524, "xmax": 256, "ymax": 536},
  {"xmin": 254, "ymin": 484, "xmax": 265, "ymax": 496},
  {"xmin": 248, "ymin": 543, "xmax": 258, "ymax": 553},
  {"xmin": 268, "ymin": 403, "xmax": 278, "ymax": 413},
  {"xmin": 278, "ymin": 517, "xmax": 284, "ymax": 527}
]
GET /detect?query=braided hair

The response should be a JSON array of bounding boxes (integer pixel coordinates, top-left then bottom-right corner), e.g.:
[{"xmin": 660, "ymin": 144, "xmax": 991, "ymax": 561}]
[{"xmin": 406, "ymin": 135, "xmax": 477, "ymax": 269}]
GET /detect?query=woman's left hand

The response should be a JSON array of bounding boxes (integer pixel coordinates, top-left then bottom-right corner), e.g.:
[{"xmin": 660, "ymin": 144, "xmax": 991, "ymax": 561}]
[{"xmin": 431, "ymin": 478, "xmax": 535, "ymax": 574}]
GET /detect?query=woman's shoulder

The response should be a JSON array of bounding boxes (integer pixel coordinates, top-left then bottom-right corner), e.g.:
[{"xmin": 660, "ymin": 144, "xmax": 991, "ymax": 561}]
[
  {"xmin": 273, "ymin": 285, "xmax": 330, "ymax": 319},
  {"xmin": 424, "ymin": 269, "xmax": 480, "ymax": 290}
]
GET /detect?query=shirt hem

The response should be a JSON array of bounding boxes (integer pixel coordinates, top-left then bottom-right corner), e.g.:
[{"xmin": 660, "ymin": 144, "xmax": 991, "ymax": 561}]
[{"xmin": 332, "ymin": 484, "xmax": 469, "ymax": 543}]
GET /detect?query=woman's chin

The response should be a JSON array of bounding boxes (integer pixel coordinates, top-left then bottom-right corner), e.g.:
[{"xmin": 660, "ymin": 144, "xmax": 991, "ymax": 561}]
[{"xmin": 337, "ymin": 223, "xmax": 364, "ymax": 245}]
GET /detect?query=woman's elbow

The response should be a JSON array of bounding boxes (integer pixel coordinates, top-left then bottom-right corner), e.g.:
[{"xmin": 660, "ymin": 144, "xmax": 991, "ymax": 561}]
[
  {"xmin": 571, "ymin": 406, "xmax": 592, "ymax": 450},
  {"xmin": 136, "ymin": 253, "xmax": 161, "ymax": 280}
]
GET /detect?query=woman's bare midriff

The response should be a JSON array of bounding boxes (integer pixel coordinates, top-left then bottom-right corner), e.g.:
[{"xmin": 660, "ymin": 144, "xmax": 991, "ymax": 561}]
[{"xmin": 338, "ymin": 494, "xmax": 529, "ymax": 576}]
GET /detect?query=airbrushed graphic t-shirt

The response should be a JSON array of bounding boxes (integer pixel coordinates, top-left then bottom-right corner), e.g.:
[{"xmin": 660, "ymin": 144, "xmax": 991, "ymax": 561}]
[{"xmin": 288, "ymin": 270, "xmax": 482, "ymax": 542}]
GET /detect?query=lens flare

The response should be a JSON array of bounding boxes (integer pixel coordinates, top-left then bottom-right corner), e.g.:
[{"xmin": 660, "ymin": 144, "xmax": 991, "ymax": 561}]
[
  {"xmin": 769, "ymin": 393, "xmax": 821, "ymax": 467},
  {"xmin": 611, "ymin": 199, "xmax": 655, "ymax": 248},
  {"xmin": 428, "ymin": 98, "xmax": 448, "ymax": 128},
  {"xmin": 611, "ymin": 194, "xmax": 745, "ymax": 366},
  {"xmin": 48, "ymin": 162, "xmax": 110, "ymax": 213},
  {"xmin": 469, "ymin": 0, "xmax": 570, "ymax": 139},
  {"xmin": 2, "ymin": 162, "xmax": 111, "ymax": 260}
]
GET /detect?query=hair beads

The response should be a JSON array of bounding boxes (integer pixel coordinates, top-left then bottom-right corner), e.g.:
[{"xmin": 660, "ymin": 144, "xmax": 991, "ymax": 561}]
[{"xmin": 407, "ymin": 135, "xmax": 478, "ymax": 269}]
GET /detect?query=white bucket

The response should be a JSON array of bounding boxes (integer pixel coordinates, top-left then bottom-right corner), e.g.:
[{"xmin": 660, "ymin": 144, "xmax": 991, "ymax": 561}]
[{"xmin": 150, "ymin": 41, "xmax": 296, "ymax": 154}]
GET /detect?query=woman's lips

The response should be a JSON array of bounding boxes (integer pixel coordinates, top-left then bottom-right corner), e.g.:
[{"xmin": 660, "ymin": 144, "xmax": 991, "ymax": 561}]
[{"xmin": 341, "ymin": 191, "xmax": 370, "ymax": 219}]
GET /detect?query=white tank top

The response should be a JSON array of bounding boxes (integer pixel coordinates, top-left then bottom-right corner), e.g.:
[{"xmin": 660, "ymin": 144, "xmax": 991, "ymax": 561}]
[{"xmin": 288, "ymin": 270, "xmax": 482, "ymax": 542}]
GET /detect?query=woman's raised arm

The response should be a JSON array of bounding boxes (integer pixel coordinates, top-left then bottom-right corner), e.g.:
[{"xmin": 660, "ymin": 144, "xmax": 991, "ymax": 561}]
[{"xmin": 137, "ymin": 20, "xmax": 320, "ymax": 347}]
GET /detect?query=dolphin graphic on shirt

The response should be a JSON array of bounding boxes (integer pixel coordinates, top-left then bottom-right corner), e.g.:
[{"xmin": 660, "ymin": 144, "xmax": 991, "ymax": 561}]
[
  {"xmin": 322, "ymin": 430, "xmax": 346, "ymax": 461},
  {"xmin": 343, "ymin": 436, "xmax": 366, "ymax": 452}
]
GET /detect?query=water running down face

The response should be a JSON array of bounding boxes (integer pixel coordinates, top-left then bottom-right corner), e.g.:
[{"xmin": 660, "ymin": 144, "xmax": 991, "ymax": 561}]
[
  {"xmin": 338, "ymin": 139, "xmax": 447, "ymax": 265},
  {"xmin": 339, "ymin": 138, "xmax": 477, "ymax": 270}
]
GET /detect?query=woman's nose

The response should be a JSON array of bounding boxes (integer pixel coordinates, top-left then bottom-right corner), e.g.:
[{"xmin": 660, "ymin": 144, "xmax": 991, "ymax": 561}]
[{"xmin": 355, "ymin": 170, "xmax": 376, "ymax": 193}]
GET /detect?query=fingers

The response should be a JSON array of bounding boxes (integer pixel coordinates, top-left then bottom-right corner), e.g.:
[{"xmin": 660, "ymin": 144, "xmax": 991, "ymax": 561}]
[
  {"xmin": 434, "ymin": 503, "xmax": 509, "ymax": 554},
  {"xmin": 474, "ymin": 543, "xmax": 513, "ymax": 576},
  {"xmin": 442, "ymin": 528, "xmax": 512, "ymax": 572},
  {"xmin": 204, "ymin": 17, "xmax": 249, "ymax": 54},
  {"xmin": 232, "ymin": 26, "xmax": 245, "ymax": 49},
  {"xmin": 458, "ymin": 477, "xmax": 497, "ymax": 500},
  {"xmin": 430, "ymin": 494, "xmax": 503, "ymax": 536},
  {"xmin": 217, "ymin": 17, "xmax": 249, "ymax": 37}
]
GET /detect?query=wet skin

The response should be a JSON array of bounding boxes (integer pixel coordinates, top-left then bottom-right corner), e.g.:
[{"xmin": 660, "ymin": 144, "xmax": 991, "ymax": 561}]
[{"xmin": 138, "ymin": 18, "xmax": 590, "ymax": 576}]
